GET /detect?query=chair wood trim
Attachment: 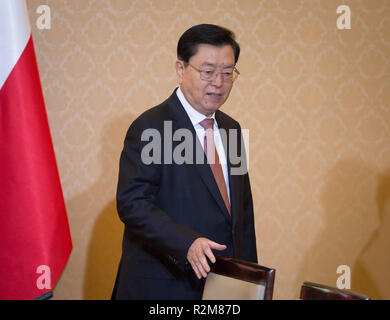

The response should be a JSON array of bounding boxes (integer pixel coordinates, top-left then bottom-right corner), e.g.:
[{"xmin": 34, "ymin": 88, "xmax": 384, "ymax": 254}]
[
  {"xmin": 300, "ymin": 281, "xmax": 370, "ymax": 300},
  {"xmin": 209, "ymin": 256, "xmax": 275, "ymax": 300}
]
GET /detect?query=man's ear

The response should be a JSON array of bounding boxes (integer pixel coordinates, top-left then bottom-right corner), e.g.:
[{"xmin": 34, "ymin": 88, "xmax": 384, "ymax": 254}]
[{"xmin": 175, "ymin": 60, "xmax": 184, "ymax": 84}]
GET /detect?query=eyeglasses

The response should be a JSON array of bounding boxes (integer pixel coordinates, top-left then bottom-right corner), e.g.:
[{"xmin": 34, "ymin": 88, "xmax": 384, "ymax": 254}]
[{"xmin": 187, "ymin": 63, "xmax": 240, "ymax": 83}]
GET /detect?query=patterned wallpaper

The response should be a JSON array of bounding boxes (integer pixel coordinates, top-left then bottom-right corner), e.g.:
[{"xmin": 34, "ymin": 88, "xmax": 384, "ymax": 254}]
[{"xmin": 27, "ymin": 0, "xmax": 390, "ymax": 299}]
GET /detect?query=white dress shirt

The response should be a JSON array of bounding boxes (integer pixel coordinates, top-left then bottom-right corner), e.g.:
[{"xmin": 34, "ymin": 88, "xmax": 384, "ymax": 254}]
[{"xmin": 176, "ymin": 87, "xmax": 230, "ymax": 203}]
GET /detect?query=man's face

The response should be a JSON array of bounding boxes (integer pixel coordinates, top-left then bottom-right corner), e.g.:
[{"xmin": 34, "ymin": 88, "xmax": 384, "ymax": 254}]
[{"xmin": 176, "ymin": 44, "xmax": 235, "ymax": 116}]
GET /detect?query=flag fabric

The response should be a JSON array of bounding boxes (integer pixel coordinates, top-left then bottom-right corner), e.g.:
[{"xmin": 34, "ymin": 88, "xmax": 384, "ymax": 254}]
[{"xmin": 0, "ymin": 0, "xmax": 72, "ymax": 299}]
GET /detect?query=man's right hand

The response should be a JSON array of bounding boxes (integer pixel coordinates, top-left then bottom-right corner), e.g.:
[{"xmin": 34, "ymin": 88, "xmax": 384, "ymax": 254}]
[{"xmin": 186, "ymin": 237, "xmax": 227, "ymax": 279}]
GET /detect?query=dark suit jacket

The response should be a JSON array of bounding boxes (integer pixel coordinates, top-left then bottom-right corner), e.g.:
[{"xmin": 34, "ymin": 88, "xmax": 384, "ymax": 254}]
[{"xmin": 112, "ymin": 88, "xmax": 257, "ymax": 299}]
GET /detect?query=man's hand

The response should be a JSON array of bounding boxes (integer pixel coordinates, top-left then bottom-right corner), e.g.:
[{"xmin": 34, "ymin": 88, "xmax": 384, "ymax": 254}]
[{"xmin": 186, "ymin": 237, "xmax": 227, "ymax": 279}]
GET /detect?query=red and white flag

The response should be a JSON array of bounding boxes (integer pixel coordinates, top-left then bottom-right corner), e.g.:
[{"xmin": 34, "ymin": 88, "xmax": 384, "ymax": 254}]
[{"xmin": 0, "ymin": 0, "xmax": 72, "ymax": 299}]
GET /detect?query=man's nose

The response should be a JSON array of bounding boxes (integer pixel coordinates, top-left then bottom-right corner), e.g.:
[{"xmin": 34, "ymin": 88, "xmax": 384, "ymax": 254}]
[{"xmin": 211, "ymin": 72, "xmax": 224, "ymax": 87}]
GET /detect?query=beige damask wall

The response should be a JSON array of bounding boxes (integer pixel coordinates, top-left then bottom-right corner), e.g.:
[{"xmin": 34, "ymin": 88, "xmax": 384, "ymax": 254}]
[{"xmin": 27, "ymin": 0, "xmax": 390, "ymax": 299}]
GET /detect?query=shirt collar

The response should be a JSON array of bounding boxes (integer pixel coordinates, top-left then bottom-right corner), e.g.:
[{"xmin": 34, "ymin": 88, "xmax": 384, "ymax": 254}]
[{"xmin": 176, "ymin": 87, "xmax": 216, "ymax": 127}]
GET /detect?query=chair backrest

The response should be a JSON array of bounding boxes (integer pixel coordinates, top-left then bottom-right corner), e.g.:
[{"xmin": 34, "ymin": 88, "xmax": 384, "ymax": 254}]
[
  {"xmin": 201, "ymin": 256, "xmax": 275, "ymax": 300},
  {"xmin": 300, "ymin": 281, "xmax": 370, "ymax": 300}
]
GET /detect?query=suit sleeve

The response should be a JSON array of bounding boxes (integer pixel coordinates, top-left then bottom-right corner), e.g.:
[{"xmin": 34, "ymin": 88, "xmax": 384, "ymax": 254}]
[
  {"xmin": 242, "ymin": 172, "xmax": 258, "ymax": 263},
  {"xmin": 116, "ymin": 117, "xmax": 201, "ymax": 270}
]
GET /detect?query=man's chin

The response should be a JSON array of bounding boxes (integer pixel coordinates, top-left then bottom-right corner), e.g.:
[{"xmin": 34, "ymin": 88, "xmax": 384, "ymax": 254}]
[
  {"xmin": 204, "ymin": 105, "xmax": 223, "ymax": 115},
  {"xmin": 206, "ymin": 100, "xmax": 227, "ymax": 112}
]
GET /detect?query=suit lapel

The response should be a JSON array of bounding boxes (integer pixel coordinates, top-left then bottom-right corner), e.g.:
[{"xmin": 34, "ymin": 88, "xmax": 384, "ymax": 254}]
[{"xmin": 167, "ymin": 90, "xmax": 232, "ymax": 223}]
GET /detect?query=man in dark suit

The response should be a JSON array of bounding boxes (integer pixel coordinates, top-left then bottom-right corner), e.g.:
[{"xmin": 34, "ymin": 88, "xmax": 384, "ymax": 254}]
[{"xmin": 112, "ymin": 24, "xmax": 257, "ymax": 299}]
